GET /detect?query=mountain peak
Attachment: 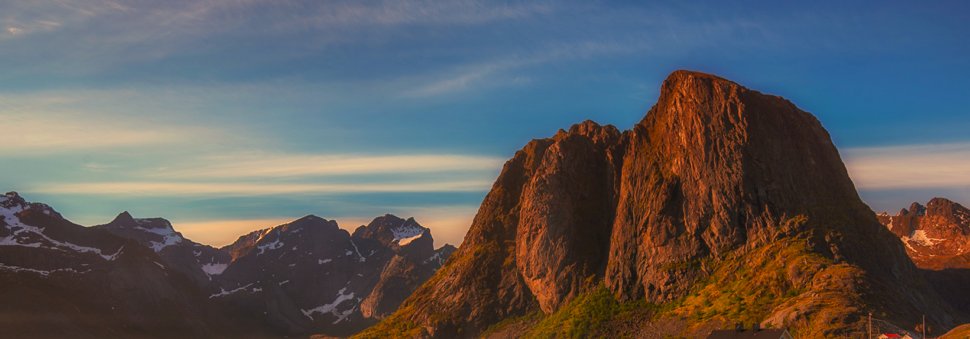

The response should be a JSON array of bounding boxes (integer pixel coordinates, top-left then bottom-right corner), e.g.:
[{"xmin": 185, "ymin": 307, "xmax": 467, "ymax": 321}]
[
  {"xmin": 927, "ymin": 197, "xmax": 960, "ymax": 210},
  {"xmin": 1, "ymin": 191, "xmax": 26, "ymax": 206},
  {"xmin": 909, "ymin": 202, "xmax": 927, "ymax": 216},
  {"xmin": 284, "ymin": 214, "xmax": 338, "ymax": 230},
  {"xmin": 664, "ymin": 69, "xmax": 738, "ymax": 86},
  {"xmin": 364, "ymin": 71, "xmax": 950, "ymax": 337},
  {"xmin": 111, "ymin": 211, "xmax": 136, "ymax": 224},
  {"xmin": 352, "ymin": 215, "xmax": 430, "ymax": 249}
]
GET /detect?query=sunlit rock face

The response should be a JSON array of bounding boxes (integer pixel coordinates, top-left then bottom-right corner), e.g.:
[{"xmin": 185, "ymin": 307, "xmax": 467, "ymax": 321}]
[
  {"xmin": 878, "ymin": 198, "xmax": 970, "ymax": 269},
  {"xmin": 363, "ymin": 70, "xmax": 963, "ymax": 338}
]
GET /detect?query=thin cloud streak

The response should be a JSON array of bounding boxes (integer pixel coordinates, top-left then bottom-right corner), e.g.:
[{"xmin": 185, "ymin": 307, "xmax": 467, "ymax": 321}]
[
  {"xmin": 0, "ymin": 112, "xmax": 211, "ymax": 154},
  {"xmin": 403, "ymin": 40, "xmax": 646, "ymax": 97},
  {"xmin": 844, "ymin": 142, "xmax": 970, "ymax": 189},
  {"xmin": 32, "ymin": 180, "xmax": 493, "ymax": 196},
  {"xmin": 147, "ymin": 153, "xmax": 505, "ymax": 178},
  {"xmin": 0, "ymin": 0, "xmax": 552, "ymax": 75}
]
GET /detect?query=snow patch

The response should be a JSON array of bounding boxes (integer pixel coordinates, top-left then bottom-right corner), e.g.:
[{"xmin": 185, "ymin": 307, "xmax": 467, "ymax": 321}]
[
  {"xmin": 1, "ymin": 203, "xmax": 123, "ymax": 261},
  {"xmin": 391, "ymin": 219, "xmax": 425, "ymax": 246},
  {"xmin": 906, "ymin": 230, "xmax": 946, "ymax": 247},
  {"xmin": 301, "ymin": 287, "xmax": 357, "ymax": 324},
  {"xmin": 257, "ymin": 238, "xmax": 284, "ymax": 255},
  {"xmin": 148, "ymin": 234, "xmax": 183, "ymax": 252},
  {"xmin": 398, "ymin": 233, "xmax": 423, "ymax": 246},
  {"xmin": 210, "ymin": 283, "xmax": 255, "ymax": 298},
  {"xmin": 349, "ymin": 239, "xmax": 366, "ymax": 262},
  {"xmin": 423, "ymin": 251, "xmax": 446, "ymax": 266},
  {"xmin": 0, "ymin": 263, "xmax": 90, "ymax": 276},
  {"xmin": 318, "ymin": 258, "xmax": 332, "ymax": 264},
  {"xmin": 202, "ymin": 263, "xmax": 228, "ymax": 276}
]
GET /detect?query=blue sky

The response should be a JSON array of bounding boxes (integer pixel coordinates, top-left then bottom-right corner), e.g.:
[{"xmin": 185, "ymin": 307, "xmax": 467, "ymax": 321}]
[{"xmin": 1, "ymin": 1, "xmax": 968, "ymax": 246}]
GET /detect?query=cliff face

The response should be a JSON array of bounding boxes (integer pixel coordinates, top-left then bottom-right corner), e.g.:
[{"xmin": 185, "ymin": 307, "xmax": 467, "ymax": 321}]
[
  {"xmin": 360, "ymin": 70, "xmax": 962, "ymax": 338},
  {"xmin": 878, "ymin": 198, "xmax": 970, "ymax": 269},
  {"xmin": 605, "ymin": 71, "xmax": 899, "ymax": 302}
]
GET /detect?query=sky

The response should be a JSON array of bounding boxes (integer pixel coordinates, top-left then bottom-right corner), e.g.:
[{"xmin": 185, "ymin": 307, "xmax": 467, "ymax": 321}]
[{"xmin": 1, "ymin": 1, "xmax": 968, "ymax": 247}]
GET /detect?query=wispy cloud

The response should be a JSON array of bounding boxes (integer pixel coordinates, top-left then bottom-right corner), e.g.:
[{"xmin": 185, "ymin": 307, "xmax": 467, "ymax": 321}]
[
  {"xmin": 403, "ymin": 40, "xmax": 645, "ymax": 97},
  {"xmin": 147, "ymin": 152, "xmax": 504, "ymax": 178},
  {"xmin": 281, "ymin": 0, "xmax": 553, "ymax": 28},
  {"xmin": 0, "ymin": 91, "xmax": 231, "ymax": 154},
  {"xmin": 0, "ymin": 112, "xmax": 209, "ymax": 154},
  {"xmin": 32, "ymin": 180, "xmax": 493, "ymax": 196},
  {"xmin": 0, "ymin": 0, "xmax": 553, "ymax": 76},
  {"xmin": 844, "ymin": 142, "xmax": 970, "ymax": 189}
]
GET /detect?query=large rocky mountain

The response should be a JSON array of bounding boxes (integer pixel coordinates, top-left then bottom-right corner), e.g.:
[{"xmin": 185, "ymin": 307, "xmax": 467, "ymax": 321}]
[
  {"xmin": 359, "ymin": 70, "xmax": 967, "ymax": 338},
  {"xmin": 877, "ymin": 198, "xmax": 970, "ymax": 269},
  {"xmin": 94, "ymin": 212, "xmax": 231, "ymax": 287},
  {"xmin": 213, "ymin": 214, "xmax": 455, "ymax": 336},
  {"xmin": 0, "ymin": 192, "xmax": 256, "ymax": 338},
  {"xmin": 0, "ymin": 192, "xmax": 453, "ymax": 338}
]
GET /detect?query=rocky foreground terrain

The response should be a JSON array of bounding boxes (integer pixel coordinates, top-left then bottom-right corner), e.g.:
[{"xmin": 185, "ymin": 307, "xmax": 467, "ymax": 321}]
[
  {"xmin": 0, "ymin": 192, "xmax": 453, "ymax": 337},
  {"xmin": 358, "ymin": 70, "xmax": 970, "ymax": 338}
]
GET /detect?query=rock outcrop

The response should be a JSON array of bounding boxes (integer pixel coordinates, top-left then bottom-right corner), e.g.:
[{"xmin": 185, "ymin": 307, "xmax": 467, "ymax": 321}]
[
  {"xmin": 360, "ymin": 70, "xmax": 963, "ymax": 338},
  {"xmin": 878, "ymin": 198, "xmax": 970, "ymax": 269}
]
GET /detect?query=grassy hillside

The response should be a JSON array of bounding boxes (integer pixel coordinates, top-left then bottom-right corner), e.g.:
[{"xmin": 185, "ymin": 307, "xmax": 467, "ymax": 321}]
[
  {"xmin": 481, "ymin": 228, "xmax": 870, "ymax": 338},
  {"xmin": 942, "ymin": 324, "xmax": 970, "ymax": 338}
]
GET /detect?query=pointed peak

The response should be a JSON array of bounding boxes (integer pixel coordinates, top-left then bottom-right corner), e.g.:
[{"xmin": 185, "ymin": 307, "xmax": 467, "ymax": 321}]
[
  {"xmin": 908, "ymin": 202, "xmax": 927, "ymax": 216},
  {"xmin": 1, "ymin": 191, "xmax": 26, "ymax": 205},
  {"xmin": 112, "ymin": 211, "xmax": 136, "ymax": 224}
]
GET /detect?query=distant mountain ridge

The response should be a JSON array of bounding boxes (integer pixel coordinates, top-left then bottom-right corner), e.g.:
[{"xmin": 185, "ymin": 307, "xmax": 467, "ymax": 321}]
[
  {"xmin": 877, "ymin": 197, "xmax": 970, "ymax": 269},
  {"xmin": 213, "ymin": 214, "xmax": 455, "ymax": 336},
  {"xmin": 0, "ymin": 191, "xmax": 454, "ymax": 338},
  {"xmin": 0, "ymin": 192, "xmax": 256, "ymax": 337},
  {"xmin": 94, "ymin": 211, "xmax": 230, "ymax": 286}
]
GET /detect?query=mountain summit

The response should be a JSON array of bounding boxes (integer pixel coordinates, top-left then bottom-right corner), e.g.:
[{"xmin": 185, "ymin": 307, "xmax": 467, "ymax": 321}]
[
  {"xmin": 359, "ymin": 70, "xmax": 964, "ymax": 338},
  {"xmin": 878, "ymin": 197, "xmax": 970, "ymax": 269}
]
